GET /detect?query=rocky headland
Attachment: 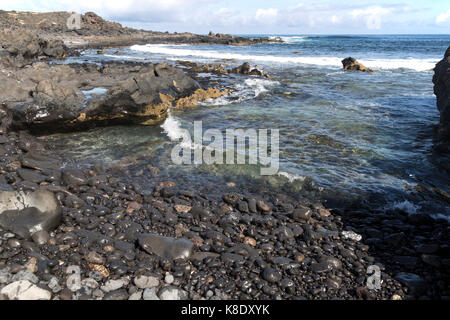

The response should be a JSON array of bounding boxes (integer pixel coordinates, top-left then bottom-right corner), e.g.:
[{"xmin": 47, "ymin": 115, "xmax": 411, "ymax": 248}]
[
  {"xmin": 0, "ymin": 11, "xmax": 449, "ymax": 301},
  {"xmin": 0, "ymin": 11, "xmax": 281, "ymax": 50},
  {"xmin": 433, "ymin": 46, "xmax": 450, "ymax": 144}
]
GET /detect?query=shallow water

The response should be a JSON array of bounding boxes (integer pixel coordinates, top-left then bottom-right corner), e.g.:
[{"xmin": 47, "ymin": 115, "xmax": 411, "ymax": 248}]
[{"xmin": 48, "ymin": 35, "xmax": 450, "ymax": 218}]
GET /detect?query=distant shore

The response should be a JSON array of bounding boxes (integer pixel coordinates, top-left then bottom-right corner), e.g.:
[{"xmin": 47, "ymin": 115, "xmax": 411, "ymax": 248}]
[{"xmin": 0, "ymin": 10, "xmax": 281, "ymax": 50}]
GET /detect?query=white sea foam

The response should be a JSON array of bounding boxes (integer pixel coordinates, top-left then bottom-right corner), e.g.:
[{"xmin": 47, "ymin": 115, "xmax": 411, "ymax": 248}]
[
  {"xmin": 430, "ymin": 213, "xmax": 450, "ymax": 223},
  {"xmin": 269, "ymin": 36, "xmax": 309, "ymax": 43},
  {"xmin": 161, "ymin": 114, "xmax": 190, "ymax": 146},
  {"xmin": 277, "ymin": 171, "xmax": 307, "ymax": 182},
  {"xmin": 385, "ymin": 200, "xmax": 421, "ymax": 214},
  {"xmin": 130, "ymin": 44, "xmax": 437, "ymax": 72},
  {"xmin": 103, "ymin": 54, "xmax": 148, "ymax": 60},
  {"xmin": 200, "ymin": 78, "xmax": 279, "ymax": 106},
  {"xmin": 161, "ymin": 114, "xmax": 203, "ymax": 150}
]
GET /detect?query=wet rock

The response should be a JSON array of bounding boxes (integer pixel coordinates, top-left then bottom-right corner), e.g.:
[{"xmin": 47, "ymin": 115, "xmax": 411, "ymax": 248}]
[
  {"xmin": 325, "ymin": 276, "xmax": 342, "ymax": 289},
  {"xmin": 0, "ymin": 190, "xmax": 62, "ymax": 239},
  {"xmin": 421, "ymin": 254, "xmax": 441, "ymax": 267},
  {"xmin": 395, "ymin": 273, "xmax": 427, "ymax": 295},
  {"xmin": 17, "ymin": 168, "xmax": 46, "ymax": 184},
  {"xmin": 62, "ymin": 170, "xmax": 87, "ymax": 186},
  {"xmin": 222, "ymin": 193, "xmax": 242, "ymax": 206},
  {"xmin": 103, "ymin": 289, "xmax": 129, "ymax": 300},
  {"xmin": 433, "ymin": 46, "xmax": 450, "ymax": 141},
  {"xmin": 191, "ymin": 206, "xmax": 213, "ymax": 221},
  {"xmin": 292, "ymin": 206, "xmax": 312, "ymax": 221},
  {"xmin": 21, "ymin": 152, "xmax": 62, "ymax": 171},
  {"xmin": 138, "ymin": 233, "xmax": 194, "ymax": 260},
  {"xmin": 311, "ymin": 262, "xmax": 332, "ymax": 274},
  {"xmin": 85, "ymin": 251, "xmax": 105, "ymax": 265},
  {"xmin": 384, "ymin": 232, "xmax": 407, "ymax": 247},
  {"xmin": 342, "ymin": 57, "xmax": 373, "ymax": 72},
  {"xmin": 272, "ymin": 226, "xmax": 295, "ymax": 239},
  {"xmin": 221, "ymin": 253, "xmax": 245, "ymax": 264},
  {"xmin": 256, "ymin": 200, "xmax": 271, "ymax": 212},
  {"xmin": 262, "ymin": 267, "xmax": 282, "ymax": 283},
  {"xmin": 1, "ymin": 280, "xmax": 51, "ymax": 300},
  {"xmin": 64, "ymin": 195, "xmax": 86, "ymax": 209},
  {"xmin": 408, "ymin": 213, "xmax": 434, "ymax": 226},
  {"xmin": 174, "ymin": 204, "xmax": 192, "ymax": 213},
  {"xmin": 415, "ymin": 244, "xmax": 439, "ymax": 254},
  {"xmin": 318, "ymin": 256, "xmax": 342, "ymax": 270},
  {"xmin": 31, "ymin": 230, "xmax": 50, "ymax": 245}
]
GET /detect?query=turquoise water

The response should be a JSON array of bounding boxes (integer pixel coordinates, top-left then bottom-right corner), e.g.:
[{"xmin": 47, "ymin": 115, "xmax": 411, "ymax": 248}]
[{"xmin": 50, "ymin": 35, "xmax": 450, "ymax": 217}]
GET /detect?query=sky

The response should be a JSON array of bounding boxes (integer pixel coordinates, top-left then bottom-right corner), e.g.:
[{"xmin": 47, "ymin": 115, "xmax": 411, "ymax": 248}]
[{"xmin": 1, "ymin": 0, "xmax": 450, "ymax": 34}]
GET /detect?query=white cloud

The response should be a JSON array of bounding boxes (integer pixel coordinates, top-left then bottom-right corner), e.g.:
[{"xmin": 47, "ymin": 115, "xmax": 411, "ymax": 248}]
[
  {"xmin": 255, "ymin": 8, "xmax": 278, "ymax": 24},
  {"xmin": 436, "ymin": 9, "xmax": 450, "ymax": 25},
  {"xmin": 351, "ymin": 6, "xmax": 392, "ymax": 18},
  {"xmin": 331, "ymin": 15, "xmax": 341, "ymax": 24},
  {"xmin": 0, "ymin": 1, "xmax": 440, "ymax": 34}
]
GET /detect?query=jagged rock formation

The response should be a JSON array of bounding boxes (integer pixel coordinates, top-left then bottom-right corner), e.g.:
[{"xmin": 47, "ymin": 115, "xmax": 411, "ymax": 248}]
[
  {"xmin": 342, "ymin": 57, "xmax": 373, "ymax": 73},
  {"xmin": 433, "ymin": 47, "xmax": 450, "ymax": 142}
]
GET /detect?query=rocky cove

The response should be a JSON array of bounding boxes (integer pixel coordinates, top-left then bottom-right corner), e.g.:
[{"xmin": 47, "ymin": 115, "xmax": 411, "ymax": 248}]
[{"xmin": 0, "ymin": 11, "xmax": 450, "ymax": 301}]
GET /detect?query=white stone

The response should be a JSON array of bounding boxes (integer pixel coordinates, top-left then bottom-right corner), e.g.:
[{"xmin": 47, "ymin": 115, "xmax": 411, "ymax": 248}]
[
  {"xmin": 159, "ymin": 286, "xmax": 188, "ymax": 300},
  {"xmin": 134, "ymin": 275, "xmax": 159, "ymax": 289},
  {"xmin": 0, "ymin": 270, "xmax": 11, "ymax": 284},
  {"xmin": 164, "ymin": 274, "xmax": 174, "ymax": 285},
  {"xmin": 143, "ymin": 287, "xmax": 160, "ymax": 300},
  {"xmin": 128, "ymin": 290, "xmax": 143, "ymax": 300},
  {"xmin": 1, "ymin": 280, "xmax": 51, "ymax": 300},
  {"xmin": 101, "ymin": 279, "xmax": 125, "ymax": 292},
  {"xmin": 11, "ymin": 270, "xmax": 39, "ymax": 284}
]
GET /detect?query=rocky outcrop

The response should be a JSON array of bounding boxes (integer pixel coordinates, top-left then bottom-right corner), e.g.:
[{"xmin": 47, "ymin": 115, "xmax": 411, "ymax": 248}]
[
  {"xmin": 0, "ymin": 11, "xmax": 280, "ymax": 49},
  {"xmin": 177, "ymin": 60, "xmax": 270, "ymax": 78},
  {"xmin": 1, "ymin": 61, "xmax": 226, "ymax": 133},
  {"xmin": 0, "ymin": 28, "xmax": 68, "ymax": 67},
  {"xmin": 138, "ymin": 233, "xmax": 194, "ymax": 260},
  {"xmin": 342, "ymin": 57, "xmax": 373, "ymax": 73},
  {"xmin": 432, "ymin": 47, "xmax": 450, "ymax": 142},
  {"xmin": 230, "ymin": 62, "xmax": 269, "ymax": 77}
]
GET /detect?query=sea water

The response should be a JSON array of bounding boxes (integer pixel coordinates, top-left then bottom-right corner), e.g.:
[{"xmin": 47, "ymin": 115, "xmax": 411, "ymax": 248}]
[{"xmin": 49, "ymin": 35, "xmax": 450, "ymax": 218}]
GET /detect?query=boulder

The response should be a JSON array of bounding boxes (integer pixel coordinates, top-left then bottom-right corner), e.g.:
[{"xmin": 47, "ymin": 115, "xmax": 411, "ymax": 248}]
[
  {"xmin": 138, "ymin": 233, "xmax": 194, "ymax": 260},
  {"xmin": 0, "ymin": 190, "xmax": 62, "ymax": 239},
  {"xmin": 1, "ymin": 280, "xmax": 51, "ymax": 300},
  {"xmin": 4, "ymin": 62, "xmax": 204, "ymax": 133},
  {"xmin": 432, "ymin": 46, "xmax": 450, "ymax": 142},
  {"xmin": 230, "ymin": 62, "xmax": 252, "ymax": 74},
  {"xmin": 0, "ymin": 28, "xmax": 67, "ymax": 62},
  {"xmin": 342, "ymin": 57, "xmax": 373, "ymax": 73}
]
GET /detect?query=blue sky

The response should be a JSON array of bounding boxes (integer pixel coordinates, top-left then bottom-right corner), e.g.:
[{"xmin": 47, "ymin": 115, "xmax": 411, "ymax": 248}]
[{"xmin": 1, "ymin": 0, "xmax": 450, "ymax": 34}]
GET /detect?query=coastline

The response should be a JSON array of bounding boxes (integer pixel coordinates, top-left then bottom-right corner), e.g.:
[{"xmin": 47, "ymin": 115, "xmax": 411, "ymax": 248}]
[{"xmin": 0, "ymin": 11, "xmax": 449, "ymax": 301}]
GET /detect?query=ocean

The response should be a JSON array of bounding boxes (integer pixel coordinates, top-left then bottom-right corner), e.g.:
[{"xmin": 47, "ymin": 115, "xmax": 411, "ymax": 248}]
[{"xmin": 49, "ymin": 34, "xmax": 450, "ymax": 218}]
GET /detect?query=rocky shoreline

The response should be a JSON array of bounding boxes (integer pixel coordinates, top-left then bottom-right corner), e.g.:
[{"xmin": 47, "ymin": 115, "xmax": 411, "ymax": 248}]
[
  {"xmin": 0, "ymin": 11, "xmax": 281, "ymax": 50},
  {"xmin": 0, "ymin": 11, "xmax": 449, "ymax": 301},
  {"xmin": 1, "ymin": 129, "xmax": 449, "ymax": 300}
]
